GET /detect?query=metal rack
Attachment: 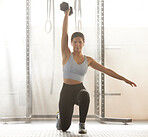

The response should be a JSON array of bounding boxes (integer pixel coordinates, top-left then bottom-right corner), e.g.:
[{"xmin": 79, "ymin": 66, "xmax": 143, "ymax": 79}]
[
  {"xmin": 26, "ymin": 0, "xmax": 32, "ymax": 122},
  {"xmin": 0, "ymin": 0, "xmax": 132, "ymax": 124},
  {"xmin": 95, "ymin": 0, "xmax": 132, "ymax": 125}
]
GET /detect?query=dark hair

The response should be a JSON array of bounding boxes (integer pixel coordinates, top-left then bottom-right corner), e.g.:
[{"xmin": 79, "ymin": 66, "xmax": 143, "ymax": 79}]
[{"xmin": 71, "ymin": 32, "xmax": 85, "ymax": 42}]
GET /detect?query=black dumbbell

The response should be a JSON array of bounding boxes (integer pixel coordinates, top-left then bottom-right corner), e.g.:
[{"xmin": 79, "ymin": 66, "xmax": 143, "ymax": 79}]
[{"xmin": 60, "ymin": 2, "xmax": 73, "ymax": 16}]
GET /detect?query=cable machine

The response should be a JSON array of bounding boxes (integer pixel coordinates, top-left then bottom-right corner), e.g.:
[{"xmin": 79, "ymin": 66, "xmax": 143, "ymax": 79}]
[{"xmin": 95, "ymin": 0, "xmax": 132, "ymax": 124}]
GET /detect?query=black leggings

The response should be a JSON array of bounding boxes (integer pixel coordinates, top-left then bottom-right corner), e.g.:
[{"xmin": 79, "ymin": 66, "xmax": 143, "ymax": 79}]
[{"xmin": 59, "ymin": 83, "xmax": 90, "ymax": 131}]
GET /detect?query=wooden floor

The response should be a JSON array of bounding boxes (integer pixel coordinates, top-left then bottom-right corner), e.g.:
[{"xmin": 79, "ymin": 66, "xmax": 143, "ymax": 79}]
[{"xmin": 0, "ymin": 120, "xmax": 148, "ymax": 137}]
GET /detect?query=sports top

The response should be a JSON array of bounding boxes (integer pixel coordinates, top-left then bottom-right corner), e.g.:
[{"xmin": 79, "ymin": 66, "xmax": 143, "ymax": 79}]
[{"xmin": 63, "ymin": 53, "xmax": 88, "ymax": 82}]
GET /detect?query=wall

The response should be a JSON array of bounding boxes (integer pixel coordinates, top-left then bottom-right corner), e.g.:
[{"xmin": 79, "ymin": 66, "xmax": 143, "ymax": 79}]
[
  {"xmin": 0, "ymin": 0, "xmax": 148, "ymax": 120},
  {"xmin": 104, "ymin": 0, "xmax": 148, "ymax": 120},
  {"xmin": 0, "ymin": 0, "xmax": 26, "ymax": 117}
]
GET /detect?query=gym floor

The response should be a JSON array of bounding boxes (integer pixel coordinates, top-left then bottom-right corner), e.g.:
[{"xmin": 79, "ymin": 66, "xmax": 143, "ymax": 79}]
[{"xmin": 0, "ymin": 120, "xmax": 148, "ymax": 137}]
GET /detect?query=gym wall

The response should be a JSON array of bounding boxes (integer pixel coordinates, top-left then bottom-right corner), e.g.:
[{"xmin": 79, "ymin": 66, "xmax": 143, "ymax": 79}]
[
  {"xmin": 104, "ymin": 0, "xmax": 148, "ymax": 119},
  {"xmin": 30, "ymin": 0, "xmax": 148, "ymax": 120},
  {"xmin": 0, "ymin": 0, "xmax": 148, "ymax": 120},
  {"xmin": 0, "ymin": 0, "xmax": 26, "ymax": 117}
]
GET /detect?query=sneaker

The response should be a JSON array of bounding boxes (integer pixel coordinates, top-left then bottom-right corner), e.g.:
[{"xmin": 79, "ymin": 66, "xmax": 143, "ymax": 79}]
[
  {"xmin": 56, "ymin": 112, "xmax": 61, "ymax": 130},
  {"xmin": 78, "ymin": 123, "xmax": 87, "ymax": 134}
]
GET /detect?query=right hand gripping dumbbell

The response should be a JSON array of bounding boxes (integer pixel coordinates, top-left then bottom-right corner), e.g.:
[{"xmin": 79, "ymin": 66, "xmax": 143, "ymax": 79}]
[{"xmin": 60, "ymin": 2, "xmax": 73, "ymax": 16}]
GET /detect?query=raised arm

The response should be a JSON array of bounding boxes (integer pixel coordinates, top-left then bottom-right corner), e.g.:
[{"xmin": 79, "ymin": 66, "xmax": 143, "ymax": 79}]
[
  {"xmin": 87, "ymin": 56, "xmax": 137, "ymax": 87},
  {"xmin": 61, "ymin": 10, "xmax": 71, "ymax": 61}
]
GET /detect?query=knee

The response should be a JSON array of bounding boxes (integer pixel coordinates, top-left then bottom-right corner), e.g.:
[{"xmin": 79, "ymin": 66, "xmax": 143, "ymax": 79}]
[
  {"xmin": 60, "ymin": 114, "xmax": 71, "ymax": 132},
  {"xmin": 61, "ymin": 121, "xmax": 70, "ymax": 132},
  {"xmin": 61, "ymin": 127, "xmax": 68, "ymax": 132},
  {"xmin": 79, "ymin": 89, "xmax": 90, "ymax": 102}
]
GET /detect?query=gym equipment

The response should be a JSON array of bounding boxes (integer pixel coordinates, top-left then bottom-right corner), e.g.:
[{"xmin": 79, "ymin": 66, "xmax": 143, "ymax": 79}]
[
  {"xmin": 50, "ymin": 0, "xmax": 55, "ymax": 94},
  {"xmin": 45, "ymin": 0, "xmax": 55, "ymax": 94},
  {"xmin": 60, "ymin": 2, "xmax": 73, "ymax": 16},
  {"xmin": 45, "ymin": 0, "xmax": 52, "ymax": 33},
  {"xmin": 74, "ymin": 0, "xmax": 82, "ymax": 31},
  {"xmin": 95, "ymin": 0, "xmax": 132, "ymax": 125}
]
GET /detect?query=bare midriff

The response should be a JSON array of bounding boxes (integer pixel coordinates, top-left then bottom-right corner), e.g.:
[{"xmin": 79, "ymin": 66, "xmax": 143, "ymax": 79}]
[{"xmin": 64, "ymin": 78, "xmax": 82, "ymax": 85}]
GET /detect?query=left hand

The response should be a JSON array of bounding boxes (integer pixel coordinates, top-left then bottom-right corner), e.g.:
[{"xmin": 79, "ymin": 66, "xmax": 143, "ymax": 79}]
[{"xmin": 124, "ymin": 79, "xmax": 137, "ymax": 87}]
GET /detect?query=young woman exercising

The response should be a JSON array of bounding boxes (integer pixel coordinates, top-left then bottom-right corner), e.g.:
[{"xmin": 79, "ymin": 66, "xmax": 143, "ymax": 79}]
[{"xmin": 56, "ymin": 9, "xmax": 137, "ymax": 134}]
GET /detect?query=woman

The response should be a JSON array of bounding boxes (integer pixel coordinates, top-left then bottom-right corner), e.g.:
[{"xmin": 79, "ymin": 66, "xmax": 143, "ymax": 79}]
[{"xmin": 56, "ymin": 9, "xmax": 137, "ymax": 134}]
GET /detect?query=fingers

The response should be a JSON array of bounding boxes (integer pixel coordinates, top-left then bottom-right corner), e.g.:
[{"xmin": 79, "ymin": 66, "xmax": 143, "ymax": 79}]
[
  {"xmin": 133, "ymin": 83, "xmax": 137, "ymax": 87},
  {"xmin": 130, "ymin": 81, "xmax": 137, "ymax": 87},
  {"xmin": 65, "ymin": 9, "xmax": 70, "ymax": 14},
  {"xmin": 125, "ymin": 79, "xmax": 137, "ymax": 87}
]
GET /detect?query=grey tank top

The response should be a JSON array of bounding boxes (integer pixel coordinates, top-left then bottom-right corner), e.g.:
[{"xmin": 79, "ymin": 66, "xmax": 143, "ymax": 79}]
[{"xmin": 63, "ymin": 53, "xmax": 88, "ymax": 82}]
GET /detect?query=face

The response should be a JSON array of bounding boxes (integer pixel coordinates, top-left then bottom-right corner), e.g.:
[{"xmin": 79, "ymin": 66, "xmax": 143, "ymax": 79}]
[{"xmin": 71, "ymin": 37, "xmax": 85, "ymax": 53}]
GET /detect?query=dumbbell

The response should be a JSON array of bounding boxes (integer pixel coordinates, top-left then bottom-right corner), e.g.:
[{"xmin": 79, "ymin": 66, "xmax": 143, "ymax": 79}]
[{"xmin": 60, "ymin": 2, "xmax": 73, "ymax": 16}]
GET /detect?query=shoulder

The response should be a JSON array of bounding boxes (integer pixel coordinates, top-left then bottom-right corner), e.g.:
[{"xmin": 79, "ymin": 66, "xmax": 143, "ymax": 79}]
[
  {"xmin": 86, "ymin": 56, "xmax": 94, "ymax": 66},
  {"xmin": 86, "ymin": 56, "xmax": 94, "ymax": 60}
]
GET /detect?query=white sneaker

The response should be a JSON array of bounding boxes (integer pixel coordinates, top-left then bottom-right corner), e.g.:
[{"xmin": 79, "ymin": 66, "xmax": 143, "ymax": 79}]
[{"xmin": 78, "ymin": 123, "xmax": 87, "ymax": 134}]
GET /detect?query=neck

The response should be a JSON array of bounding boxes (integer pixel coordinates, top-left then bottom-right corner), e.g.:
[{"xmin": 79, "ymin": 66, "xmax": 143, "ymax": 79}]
[{"xmin": 73, "ymin": 51, "xmax": 82, "ymax": 57}]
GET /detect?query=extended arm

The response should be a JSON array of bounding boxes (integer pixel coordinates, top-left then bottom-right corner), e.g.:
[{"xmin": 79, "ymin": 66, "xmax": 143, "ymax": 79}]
[
  {"xmin": 61, "ymin": 10, "xmax": 71, "ymax": 59},
  {"xmin": 88, "ymin": 57, "xmax": 137, "ymax": 87}
]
